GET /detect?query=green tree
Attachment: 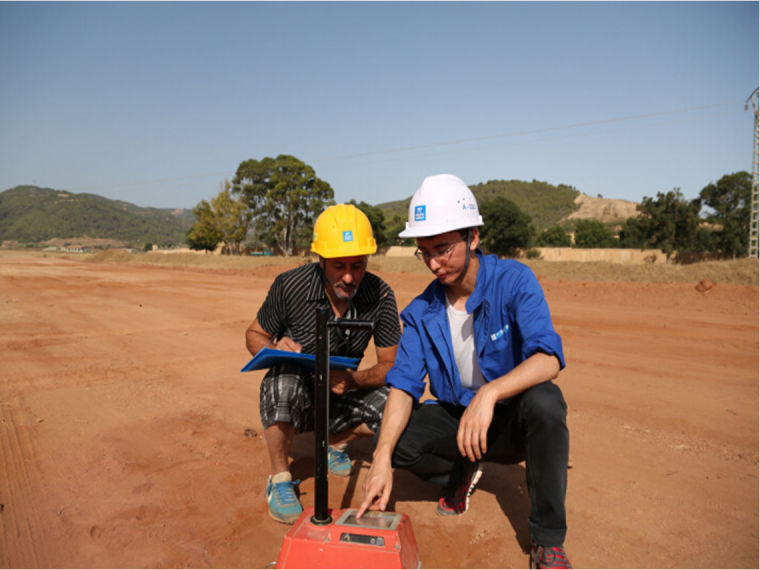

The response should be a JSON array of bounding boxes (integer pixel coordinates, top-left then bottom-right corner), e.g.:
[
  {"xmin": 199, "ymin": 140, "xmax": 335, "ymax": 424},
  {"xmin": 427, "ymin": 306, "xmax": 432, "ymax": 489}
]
[
  {"xmin": 618, "ymin": 216, "xmax": 648, "ymax": 249},
  {"xmin": 536, "ymin": 225, "xmax": 571, "ymax": 247},
  {"xmin": 695, "ymin": 226, "xmax": 719, "ymax": 253},
  {"xmin": 349, "ymin": 200, "xmax": 387, "ymax": 247},
  {"xmin": 384, "ymin": 214, "xmax": 415, "ymax": 246},
  {"xmin": 187, "ymin": 181, "xmax": 250, "ymax": 254},
  {"xmin": 636, "ymin": 188, "xmax": 701, "ymax": 260},
  {"xmin": 213, "ymin": 182, "xmax": 251, "ymax": 254},
  {"xmin": 479, "ymin": 198, "xmax": 535, "ymax": 257},
  {"xmin": 573, "ymin": 219, "xmax": 617, "ymax": 248},
  {"xmin": 187, "ymin": 200, "xmax": 223, "ymax": 253},
  {"xmin": 232, "ymin": 155, "xmax": 333, "ymax": 256},
  {"xmin": 699, "ymin": 171, "xmax": 752, "ymax": 257}
]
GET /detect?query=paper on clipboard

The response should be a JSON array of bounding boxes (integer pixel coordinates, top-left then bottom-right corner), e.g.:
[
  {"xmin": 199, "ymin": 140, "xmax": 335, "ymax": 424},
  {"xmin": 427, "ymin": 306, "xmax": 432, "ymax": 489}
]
[{"xmin": 240, "ymin": 347, "xmax": 360, "ymax": 373}]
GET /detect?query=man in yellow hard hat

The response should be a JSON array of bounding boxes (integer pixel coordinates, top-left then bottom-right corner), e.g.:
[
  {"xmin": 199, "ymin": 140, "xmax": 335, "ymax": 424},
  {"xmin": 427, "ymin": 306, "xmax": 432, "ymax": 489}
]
[{"xmin": 245, "ymin": 203, "xmax": 401, "ymax": 524}]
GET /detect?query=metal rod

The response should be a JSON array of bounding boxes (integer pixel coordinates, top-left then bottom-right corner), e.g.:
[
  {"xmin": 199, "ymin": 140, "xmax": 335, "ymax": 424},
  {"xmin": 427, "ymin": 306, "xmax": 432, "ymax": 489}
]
[
  {"xmin": 311, "ymin": 310, "xmax": 374, "ymax": 526},
  {"xmin": 312, "ymin": 306, "xmax": 332, "ymax": 525},
  {"xmin": 333, "ymin": 318, "xmax": 374, "ymax": 332}
]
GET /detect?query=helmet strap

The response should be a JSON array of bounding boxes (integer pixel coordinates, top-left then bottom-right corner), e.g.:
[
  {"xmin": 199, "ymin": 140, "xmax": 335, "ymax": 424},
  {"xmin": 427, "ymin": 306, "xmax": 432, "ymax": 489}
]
[
  {"xmin": 464, "ymin": 227, "xmax": 472, "ymax": 273},
  {"xmin": 451, "ymin": 227, "xmax": 473, "ymax": 287}
]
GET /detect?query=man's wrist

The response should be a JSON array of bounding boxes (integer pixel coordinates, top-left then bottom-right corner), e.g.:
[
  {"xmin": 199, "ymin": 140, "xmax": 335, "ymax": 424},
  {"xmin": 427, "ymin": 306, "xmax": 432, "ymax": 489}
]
[
  {"xmin": 479, "ymin": 381, "xmax": 502, "ymax": 406},
  {"xmin": 372, "ymin": 444, "xmax": 394, "ymax": 464}
]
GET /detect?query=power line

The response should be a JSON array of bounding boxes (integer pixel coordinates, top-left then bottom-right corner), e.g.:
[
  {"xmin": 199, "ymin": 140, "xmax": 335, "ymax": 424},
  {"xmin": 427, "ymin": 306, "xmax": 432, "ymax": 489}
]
[
  {"xmin": 319, "ymin": 111, "xmax": 736, "ymax": 168},
  {"xmin": 65, "ymin": 100, "xmax": 739, "ymax": 193},
  {"xmin": 315, "ymin": 101, "xmax": 737, "ymax": 162}
]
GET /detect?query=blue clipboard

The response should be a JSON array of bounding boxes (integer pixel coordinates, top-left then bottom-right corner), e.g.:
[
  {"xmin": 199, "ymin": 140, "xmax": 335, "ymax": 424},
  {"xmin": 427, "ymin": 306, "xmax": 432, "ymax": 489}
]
[{"xmin": 241, "ymin": 347, "xmax": 360, "ymax": 373}]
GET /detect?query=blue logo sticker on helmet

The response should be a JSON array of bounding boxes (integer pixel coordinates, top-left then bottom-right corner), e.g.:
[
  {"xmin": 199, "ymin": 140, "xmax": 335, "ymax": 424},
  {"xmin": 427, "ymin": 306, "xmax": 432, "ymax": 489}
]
[
  {"xmin": 343, "ymin": 230, "xmax": 354, "ymax": 242},
  {"xmin": 414, "ymin": 205, "xmax": 426, "ymax": 222}
]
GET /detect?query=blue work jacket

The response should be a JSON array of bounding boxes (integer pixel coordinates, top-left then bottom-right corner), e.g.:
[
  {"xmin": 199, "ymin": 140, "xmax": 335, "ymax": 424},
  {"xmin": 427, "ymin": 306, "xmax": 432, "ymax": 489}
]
[{"xmin": 386, "ymin": 251, "xmax": 565, "ymax": 407}]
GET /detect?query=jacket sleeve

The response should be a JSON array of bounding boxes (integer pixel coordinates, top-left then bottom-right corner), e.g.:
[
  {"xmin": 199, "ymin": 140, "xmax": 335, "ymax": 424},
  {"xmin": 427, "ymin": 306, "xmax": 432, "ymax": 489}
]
[
  {"xmin": 511, "ymin": 266, "xmax": 566, "ymax": 369},
  {"xmin": 385, "ymin": 308, "xmax": 428, "ymax": 402}
]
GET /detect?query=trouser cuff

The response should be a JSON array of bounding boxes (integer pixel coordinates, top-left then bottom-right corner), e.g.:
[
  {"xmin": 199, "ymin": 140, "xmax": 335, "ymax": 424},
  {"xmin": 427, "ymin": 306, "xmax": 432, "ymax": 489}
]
[{"xmin": 530, "ymin": 523, "xmax": 566, "ymax": 547}]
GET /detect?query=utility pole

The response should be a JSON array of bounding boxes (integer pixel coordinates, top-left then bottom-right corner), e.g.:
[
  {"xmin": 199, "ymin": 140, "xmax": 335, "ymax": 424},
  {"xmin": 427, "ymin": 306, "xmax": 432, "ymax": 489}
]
[{"xmin": 746, "ymin": 88, "xmax": 759, "ymax": 258}]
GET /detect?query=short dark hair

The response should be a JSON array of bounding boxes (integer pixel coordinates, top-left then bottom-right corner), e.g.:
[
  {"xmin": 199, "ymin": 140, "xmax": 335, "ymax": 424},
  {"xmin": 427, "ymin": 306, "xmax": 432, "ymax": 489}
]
[{"xmin": 458, "ymin": 227, "xmax": 481, "ymax": 239}]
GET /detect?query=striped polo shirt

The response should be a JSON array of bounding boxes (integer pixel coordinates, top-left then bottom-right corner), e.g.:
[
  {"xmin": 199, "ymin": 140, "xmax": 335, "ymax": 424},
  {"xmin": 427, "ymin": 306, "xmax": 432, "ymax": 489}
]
[{"xmin": 256, "ymin": 262, "xmax": 401, "ymax": 359}]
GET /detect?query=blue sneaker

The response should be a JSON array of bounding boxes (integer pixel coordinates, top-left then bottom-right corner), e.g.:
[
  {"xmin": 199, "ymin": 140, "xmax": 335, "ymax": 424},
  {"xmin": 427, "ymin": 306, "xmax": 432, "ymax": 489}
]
[
  {"xmin": 266, "ymin": 473, "xmax": 303, "ymax": 524},
  {"xmin": 327, "ymin": 445, "xmax": 352, "ymax": 477}
]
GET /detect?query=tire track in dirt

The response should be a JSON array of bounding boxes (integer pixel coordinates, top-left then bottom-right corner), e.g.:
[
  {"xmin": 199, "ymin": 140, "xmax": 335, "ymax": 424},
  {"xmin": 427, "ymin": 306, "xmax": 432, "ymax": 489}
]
[{"xmin": 0, "ymin": 401, "xmax": 51, "ymax": 567}]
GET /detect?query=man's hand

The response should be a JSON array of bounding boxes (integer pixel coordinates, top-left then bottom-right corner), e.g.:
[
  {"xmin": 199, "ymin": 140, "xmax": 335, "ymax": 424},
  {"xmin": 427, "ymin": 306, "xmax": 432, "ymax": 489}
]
[
  {"xmin": 356, "ymin": 456, "xmax": 394, "ymax": 518},
  {"xmin": 273, "ymin": 336, "xmax": 301, "ymax": 352},
  {"xmin": 329, "ymin": 369, "xmax": 357, "ymax": 395},
  {"xmin": 356, "ymin": 388, "xmax": 413, "ymax": 518},
  {"xmin": 457, "ymin": 384, "xmax": 497, "ymax": 461},
  {"xmin": 456, "ymin": 352, "xmax": 562, "ymax": 461},
  {"xmin": 246, "ymin": 317, "xmax": 301, "ymax": 356}
]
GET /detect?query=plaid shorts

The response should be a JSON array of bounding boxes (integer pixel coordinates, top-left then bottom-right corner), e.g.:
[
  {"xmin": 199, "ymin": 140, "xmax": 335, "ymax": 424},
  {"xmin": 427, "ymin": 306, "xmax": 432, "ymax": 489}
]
[{"xmin": 259, "ymin": 362, "xmax": 389, "ymax": 434}]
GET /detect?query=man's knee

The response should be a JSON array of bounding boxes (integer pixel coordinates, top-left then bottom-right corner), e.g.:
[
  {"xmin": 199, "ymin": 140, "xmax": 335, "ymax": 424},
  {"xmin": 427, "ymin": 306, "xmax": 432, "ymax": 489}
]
[
  {"xmin": 520, "ymin": 381, "xmax": 567, "ymax": 426},
  {"xmin": 390, "ymin": 403, "xmax": 459, "ymax": 469},
  {"xmin": 259, "ymin": 366, "xmax": 310, "ymax": 431},
  {"xmin": 391, "ymin": 435, "xmax": 422, "ymax": 469},
  {"xmin": 260, "ymin": 370, "xmax": 304, "ymax": 400}
]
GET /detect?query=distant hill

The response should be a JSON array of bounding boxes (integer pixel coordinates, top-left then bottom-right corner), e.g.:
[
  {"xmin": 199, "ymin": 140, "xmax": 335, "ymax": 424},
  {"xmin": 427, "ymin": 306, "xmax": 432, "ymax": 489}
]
[
  {"xmin": 565, "ymin": 193, "xmax": 639, "ymax": 225},
  {"xmin": 376, "ymin": 178, "xmax": 638, "ymax": 232},
  {"xmin": 0, "ymin": 185, "xmax": 194, "ymax": 247},
  {"xmin": 0, "ymin": 181, "xmax": 641, "ymax": 249}
]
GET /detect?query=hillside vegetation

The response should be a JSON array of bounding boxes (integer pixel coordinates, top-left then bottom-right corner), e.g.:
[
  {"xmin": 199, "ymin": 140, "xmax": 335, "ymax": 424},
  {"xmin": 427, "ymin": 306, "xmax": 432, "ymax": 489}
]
[
  {"xmin": 377, "ymin": 179, "xmax": 585, "ymax": 231},
  {"xmin": 2, "ymin": 180, "xmax": 632, "ymax": 249},
  {"xmin": 0, "ymin": 185, "xmax": 194, "ymax": 246}
]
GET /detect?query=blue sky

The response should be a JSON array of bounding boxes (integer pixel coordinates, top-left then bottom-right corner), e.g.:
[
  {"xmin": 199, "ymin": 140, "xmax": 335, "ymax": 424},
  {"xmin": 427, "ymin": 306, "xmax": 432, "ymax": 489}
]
[{"xmin": 1, "ymin": 1, "xmax": 757, "ymax": 210}]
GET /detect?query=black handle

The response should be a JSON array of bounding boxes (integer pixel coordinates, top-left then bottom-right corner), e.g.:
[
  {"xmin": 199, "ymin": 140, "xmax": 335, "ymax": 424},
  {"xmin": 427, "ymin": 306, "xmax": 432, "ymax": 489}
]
[{"xmin": 311, "ymin": 308, "xmax": 374, "ymax": 525}]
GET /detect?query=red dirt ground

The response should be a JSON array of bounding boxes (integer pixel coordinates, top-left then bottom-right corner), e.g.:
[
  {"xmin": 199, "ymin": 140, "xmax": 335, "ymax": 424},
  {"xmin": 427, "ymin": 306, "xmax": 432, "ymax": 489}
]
[{"xmin": 1, "ymin": 255, "xmax": 757, "ymax": 568}]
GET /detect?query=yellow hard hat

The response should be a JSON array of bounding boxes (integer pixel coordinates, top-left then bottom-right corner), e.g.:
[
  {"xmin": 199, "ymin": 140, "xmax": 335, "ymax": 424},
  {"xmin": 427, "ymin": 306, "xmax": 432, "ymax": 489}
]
[{"xmin": 311, "ymin": 204, "xmax": 377, "ymax": 258}]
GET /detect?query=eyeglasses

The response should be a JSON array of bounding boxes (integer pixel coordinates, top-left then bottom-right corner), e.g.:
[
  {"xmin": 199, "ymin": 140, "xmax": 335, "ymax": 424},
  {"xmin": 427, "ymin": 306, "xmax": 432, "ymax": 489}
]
[{"xmin": 414, "ymin": 240, "xmax": 462, "ymax": 263}]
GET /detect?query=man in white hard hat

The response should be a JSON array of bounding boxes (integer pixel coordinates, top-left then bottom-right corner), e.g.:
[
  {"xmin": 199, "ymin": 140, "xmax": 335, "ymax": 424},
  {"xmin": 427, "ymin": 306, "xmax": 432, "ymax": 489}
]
[{"xmin": 357, "ymin": 175, "xmax": 572, "ymax": 569}]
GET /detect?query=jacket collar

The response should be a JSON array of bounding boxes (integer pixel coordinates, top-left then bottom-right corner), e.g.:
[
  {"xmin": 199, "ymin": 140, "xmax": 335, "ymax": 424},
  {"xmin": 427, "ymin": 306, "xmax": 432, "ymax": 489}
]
[{"xmin": 465, "ymin": 250, "xmax": 489, "ymax": 313}]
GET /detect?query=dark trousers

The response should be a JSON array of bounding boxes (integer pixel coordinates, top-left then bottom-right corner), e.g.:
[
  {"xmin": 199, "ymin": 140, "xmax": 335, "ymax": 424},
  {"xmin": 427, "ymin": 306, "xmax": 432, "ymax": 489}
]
[{"xmin": 391, "ymin": 381, "xmax": 569, "ymax": 546}]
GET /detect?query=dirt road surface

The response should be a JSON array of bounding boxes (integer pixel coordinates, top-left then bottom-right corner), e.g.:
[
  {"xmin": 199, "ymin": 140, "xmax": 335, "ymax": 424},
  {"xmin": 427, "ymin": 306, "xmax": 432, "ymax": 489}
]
[{"xmin": 1, "ymin": 255, "xmax": 757, "ymax": 568}]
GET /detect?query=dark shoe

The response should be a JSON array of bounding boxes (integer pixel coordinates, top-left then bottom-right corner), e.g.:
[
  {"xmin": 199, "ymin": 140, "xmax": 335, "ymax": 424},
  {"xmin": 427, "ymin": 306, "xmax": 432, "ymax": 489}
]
[
  {"xmin": 436, "ymin": 460, "xmax": 482, "ymax": 515},
  {"xmin": 530, "ymin": 543, "xmax": 572, "ymax": 569}
]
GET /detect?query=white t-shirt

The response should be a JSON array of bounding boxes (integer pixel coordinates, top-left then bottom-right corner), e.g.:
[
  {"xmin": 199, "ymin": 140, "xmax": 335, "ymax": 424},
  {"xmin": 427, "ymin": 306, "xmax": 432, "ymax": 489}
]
[{"xmin": 445, "ymin": 296, "xmax": 486, "ymax": 391}]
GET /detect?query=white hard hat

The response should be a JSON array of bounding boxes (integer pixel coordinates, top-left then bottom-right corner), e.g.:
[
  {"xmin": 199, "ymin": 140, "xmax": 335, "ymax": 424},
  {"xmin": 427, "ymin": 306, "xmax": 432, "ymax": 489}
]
[{"xmin": 398, "ymin": 174, "xmax": 483, "ymax": 238}]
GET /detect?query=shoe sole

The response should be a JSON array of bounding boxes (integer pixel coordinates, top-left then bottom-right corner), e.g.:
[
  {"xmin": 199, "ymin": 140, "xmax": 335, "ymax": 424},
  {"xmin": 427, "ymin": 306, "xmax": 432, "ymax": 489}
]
[{"xmin": 268, "ymin": 508, "xmax": 302, "ymax": 525}]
